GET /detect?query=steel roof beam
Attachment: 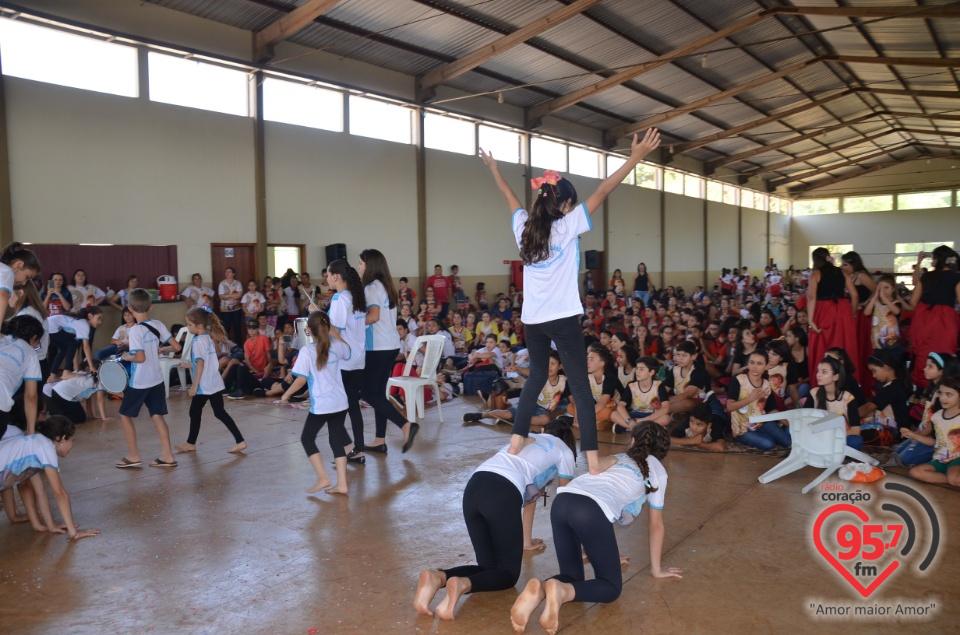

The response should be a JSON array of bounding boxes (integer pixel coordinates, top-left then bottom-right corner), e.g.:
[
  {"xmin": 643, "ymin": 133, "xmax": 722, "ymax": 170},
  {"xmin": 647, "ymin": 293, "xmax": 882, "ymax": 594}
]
[
  {"xmin": 707, "ymin": 111, "xmax": 880, "ymax": 169},
  {"xmin": 790, "ymin": 152, "xmax": 928, "ymax": 194},
  {"xmin": 859, "ymin": 87, "xmax": 960, "ymax": 98},
  {"xmin": 777, "ymin": 5, "xmax": 960, "ymax": 19},
  {"xmin": 253, "ymin": 0, "xmax": 341, "ymax": 63},
  {"xmin": 670, "ymin": 89, "xmax": 854, "ymax": 154},
  {"xmin": 826, "ymin": 55, "xmax": 960, "ymax": 67},
  {"xmin": 605, "ymin": 57, "xmax": 821, "ymax": 144},
  {"xmin": 769, "ymin": 143, "xmax": 914, "ymax": 188},
  {"xmin": 742, "ymin": 128, "xmax": 899, "ymax": 176},
  {"xmin": 526, "ymin": 10, "xmax": 771, "ymax": 125},
  {"xmin": 416, "ymin": 0, "xmax": 603, "ymax": 101}
]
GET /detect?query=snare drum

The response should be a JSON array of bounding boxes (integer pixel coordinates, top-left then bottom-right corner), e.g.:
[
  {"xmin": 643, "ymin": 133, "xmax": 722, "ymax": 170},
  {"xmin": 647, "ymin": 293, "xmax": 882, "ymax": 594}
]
[
  {"xmin": 99, "ymin": 356, "xmax": 130, "ymax": 395},
  {"xmin": 295, "ymin": 317, "xmax": 314, "ymax": 350}
]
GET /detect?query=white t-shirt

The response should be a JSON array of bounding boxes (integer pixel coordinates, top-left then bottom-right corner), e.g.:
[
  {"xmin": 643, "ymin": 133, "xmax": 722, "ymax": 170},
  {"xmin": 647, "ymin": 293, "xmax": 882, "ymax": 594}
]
[
  {"xmin": 0, "ymin": 428, "xmax": 59, "ymax": 486},
  {"xmin": 49, "ymin": 372, "xmax": 99, "ymax": 402},
  {"xmin": 181, "ymin": 285, "xmax": 215, "ymax": 309},
  {"xmin": 283, "ymin": 286, "xmax": 302, "ymax": 316},
  {"xmin": 69, "ymin": 284, "xmax": 105, "ymax": 309},
  {"xmin": 513, "ymin": 203, "xmax": 592, "ymax": 324},
  {"xmin": 558, "ymin": 453, "xmax": 667, "ymax": 522},
  {"xmin": 292, "ymin": 338, "xmax": 351, "ymax": 415},
  {"xmin": 127, "ymin": 319, "xmax": 173, "ymax": 389},
  {"xmin": 0, "ymin": 335, "xmax": 42, "ymax": 412},
  {"xmin": 16, "ymin": 307, "xmax": 49, "ymax": 361},
  {"xmin": 48, "ymin": 314, "xmax": 91, "ymax": 341},
  {"xmin": 0, "ymin": 262, "xmax": 14, "ymax": 296},
  {"xmin": 435, "ymin": 329, "xmax": 456, "ymax": 358},
  {"xmin": 218, "ymin": 280, "xmax": 243, "ymax": 312},
  {"xmin": 112, "ymin": 324, "xmax": 130, "ymax": 345},
  {"xmin": 259, "ymin": 325, "xmax": 276, "ymax": 339},
  {"xmin": 190, "ymin": 333, "xmax": 225, "ymax": 396},
  {"xmin": 364, "ymin": 280, "xmax": 400, "ymax": 351},
  {"xmin": 328, "ymin": 290, "xmax": 366, "ymax": 372},
  {"xmin": 241, "ymin": 291, "xmax": 266, "ymax": 316},
  {"xmin": 477, "ymin": 433, "xmax": 576, "ymax": 504}
]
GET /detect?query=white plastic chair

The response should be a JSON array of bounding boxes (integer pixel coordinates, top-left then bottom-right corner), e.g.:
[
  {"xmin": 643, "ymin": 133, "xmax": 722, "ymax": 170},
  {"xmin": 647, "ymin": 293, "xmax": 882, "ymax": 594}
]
[
  {"xmin": 160, "ymin": 327, "xmax": 195, "ymax": 397},
  {"xmin": 751, "ymin": 408, "xmax": 879, "ymax": 494},
  {"xmin": 385, "ymin": 334, "xmax": 446, "ymax": 423}
]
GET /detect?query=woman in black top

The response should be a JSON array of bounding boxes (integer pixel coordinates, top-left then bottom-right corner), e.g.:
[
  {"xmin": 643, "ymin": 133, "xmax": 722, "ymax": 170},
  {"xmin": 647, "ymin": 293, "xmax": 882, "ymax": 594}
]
[
  {"xmin": 807, "ymin": 248, "xmax": 859, "ymax": 387},
  {"xmin": 907, "ymin": 245, "xmax": 960, "ymax": 389},
  {"xmin": 841, "ymin": 251, "xmax": 877, "ymax": 398},
  {"xmin": 633, "ymin": 262, "xmax": 653, "ymax": 309}
]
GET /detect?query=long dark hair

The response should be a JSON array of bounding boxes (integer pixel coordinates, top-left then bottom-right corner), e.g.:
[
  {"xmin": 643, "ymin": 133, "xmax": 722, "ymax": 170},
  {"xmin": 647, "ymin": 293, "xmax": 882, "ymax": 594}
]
[
  {"xmin": 0, "ymin": 242, "xmax": 40, "ymax": 273},
  {"xmin": 307, "ymin": 311, "xmax": 332, "ymax": 369},
  {"xmin": 841, "ymin": 250, "xmax": 869, "ymax": 274},
  {"xmin": 543, "ymin": 416, "xmax": 577, "ymax": 462},
  {"xmin": 626, "ymin": 422, "xmax": 669, "ymax": 495},
  {"xmin": 811, "ymin": 247, "xmax": 836, "ymax": 273},
  {"xmin": 2, "ymin": 314, "xmax": 43, "ymax": 343},
  {"xmin": 328, "ymin": 260, "xmax": 367, "ymax": 314},
  {"xmin": 359, "ymin": 249, "xmax": 397, "ymax": 310},
  {"xmin": 520, "ymin": 176, "xmax": 577, "ymax": 265},
  {"xmin": 14, "ymin": 282, "xmax": 47, "ymax": 320},
  {"xmin": 931, "ymin": 244, "xmax": 960, "ymax": 272},
  {"xmin": 37, "ymin": 415, "xmax": 75, "ymax": 442},
  {"xmin": 815, "ymin": 356, "xmax": 846, "ymax": 410}
]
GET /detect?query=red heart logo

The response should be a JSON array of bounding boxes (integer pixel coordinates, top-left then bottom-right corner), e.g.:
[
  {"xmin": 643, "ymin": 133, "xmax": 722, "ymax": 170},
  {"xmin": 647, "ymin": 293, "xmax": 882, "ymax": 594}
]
[{"xmin": 813, "ymin": 504, "xmax": 899, "ymax": 598}]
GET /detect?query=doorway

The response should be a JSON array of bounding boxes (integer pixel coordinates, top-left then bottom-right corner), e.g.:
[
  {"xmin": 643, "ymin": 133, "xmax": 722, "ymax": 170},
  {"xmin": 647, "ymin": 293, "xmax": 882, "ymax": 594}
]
[
  {"xmin": 210, "ymin": 243, "xmax": 258, "ymax": 289},
  {"xmin": 267, "ymin": 244, "xmax": 306, "ymax": 278}
]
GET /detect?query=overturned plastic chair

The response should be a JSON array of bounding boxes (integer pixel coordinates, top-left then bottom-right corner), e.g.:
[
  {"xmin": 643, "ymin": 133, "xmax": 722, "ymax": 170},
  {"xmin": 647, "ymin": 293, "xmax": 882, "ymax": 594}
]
[
  {"xmin": 385, "ymin": 334, "xmax": 446, "ymax": 424},
  {"xmin": 751, "ymin": 408, "xmax": 879, "ymax": 494}
]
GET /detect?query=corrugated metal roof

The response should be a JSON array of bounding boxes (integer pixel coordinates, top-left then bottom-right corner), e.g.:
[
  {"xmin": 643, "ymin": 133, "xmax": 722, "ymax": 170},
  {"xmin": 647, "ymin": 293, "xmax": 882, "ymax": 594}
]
[{"xmin": 139, "ymin": 0, "xmax": 958, "ymax": 186}]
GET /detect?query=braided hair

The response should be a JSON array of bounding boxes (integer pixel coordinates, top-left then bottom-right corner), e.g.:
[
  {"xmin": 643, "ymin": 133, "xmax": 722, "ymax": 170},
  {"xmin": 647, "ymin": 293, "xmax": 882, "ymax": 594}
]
[{"xmin": 626, "ymin": 421, "xmax": 670, "ymax": 495}]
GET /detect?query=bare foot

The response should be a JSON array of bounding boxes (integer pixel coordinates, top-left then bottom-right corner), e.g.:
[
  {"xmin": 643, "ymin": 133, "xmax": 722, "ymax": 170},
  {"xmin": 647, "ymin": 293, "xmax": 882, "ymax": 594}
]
[
  {"xmin": 413, "ymin": 569, "xmax": 444, "ymax": 616},
  {"xmin": 228, "ymin": 441, "xmax": 247, "ymax": 454},
  {"xmin": 324, "ymin": 484, "xmax": 348, "ymax": 496},
  {"xmin": 11, "ymin": 513, "xmax": 29, "ymax": 523},
  {"xmin": 539, "ymin": 579, "xmax": 567, "ymax": 635},
  {"xmin": 510, "ymin": 578, "xmax": 544, "ymax": 633},
  {"xmin": 306, "ymin": 479, "xmax": 332, "ymax": 493},
  {"xmin": 175, "ymin": 443, "xmax": 196, "ymax": 453},
  {"xmin": 620, "ymin": 555, "xmax": 630, "ymax": 566},
  {"xmin": 524, "ymin": 538, "xmax": 546, "ymax": 551},
  {"xmin": 435, "ymin": 576, "xmax": 469, "ymax": 620}
]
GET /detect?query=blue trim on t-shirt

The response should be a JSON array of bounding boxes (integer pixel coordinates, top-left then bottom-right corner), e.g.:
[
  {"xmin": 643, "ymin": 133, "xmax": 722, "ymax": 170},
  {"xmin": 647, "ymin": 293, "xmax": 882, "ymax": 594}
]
[
  {"xmin": 583, "ymin": 204, "xmax": 593, "ymax": 231},
  {"xmin": 0, "ymin": 286, "xmax": 11, "ymax": 295}
]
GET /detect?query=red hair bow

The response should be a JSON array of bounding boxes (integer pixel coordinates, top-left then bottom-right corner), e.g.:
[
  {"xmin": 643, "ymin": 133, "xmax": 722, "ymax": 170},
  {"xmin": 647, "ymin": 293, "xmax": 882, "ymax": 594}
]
[{"xmin": 531, "ymin": 169, "xmax": 562, "ymax": 190}]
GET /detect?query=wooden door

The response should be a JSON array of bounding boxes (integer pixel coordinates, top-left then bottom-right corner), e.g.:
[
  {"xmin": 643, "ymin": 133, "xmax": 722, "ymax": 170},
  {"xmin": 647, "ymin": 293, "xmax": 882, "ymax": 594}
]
[{"xmin": 210, "ymin": 243, "xmax": 258, "ymax": 290}]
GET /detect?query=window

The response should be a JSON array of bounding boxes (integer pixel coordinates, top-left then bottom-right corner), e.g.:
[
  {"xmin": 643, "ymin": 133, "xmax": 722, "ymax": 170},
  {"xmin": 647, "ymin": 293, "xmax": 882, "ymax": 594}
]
[
  {"xmin": 706, "ymin": 180, "xmax": 723, "ymax": 202},
  {"xmin": 0, "ymin": 18, "xmax": 138, "ymax": 97},
  {"xmin": 663, "ymin": 170, "xmax": 683, "ymax": 195},
  {"xmin": 685, "ymin": 175, "xmax": 705, "ymax": 199},
  {"xmin": 770, "ymin": 198, "xmax": 791, "ymax": 215},
  {"xmin": 894, "ymin": 241, "xmax": 956, "ymax": 283},
  {"xmin": 568, "ymin": 147, "xmax": 601, "ymax": 179},
  {"xmin": 793, "ymin": 199, "xmax": 839, "ymax": 216},
  {"xmin": 424, "ymin": 113, "xmax": 474, "ymax": 155},
  {"xmin": 636, "ymin": 164, "xmax": 659, "ymax": 189},
  {"xmin": 263, "ymin": 77, "xmax": 342, "ymax": 131},
  {"xmin": 149, "ymin": 52, "xmax": 249, "ymax": 116},
  {"xmin": 740, "ymin": 189, "xmax": 754, "ymax": 209},
  {"xmin": 897, "ymin": 190, "xmax": 952, "ymax": 210},
  {"xmin": 754, "ymin": 193, "xmax": 768, "ymax": 211},
  {"xmin": 349, "ymin": 95, "xmax": 413, "ymax": 144},
  {"xmin": 809, "ymin": 244, "xmax": 854, "ymax": 268},
  {"xmin": 844, "ymin": 195, "xmax": 893, "ymax": 213},
  {"xmin": 268, "ymin": 245, "xmax": 303, "ymax": 278},
  {"xmin": 722, "ymin": 184, "xmax": 739, "ymax": 206},
  {"xmin": 531, "ymin": 137, "xmax": 567, "ymax": 171},
  {"xmin": 607, "ymin": 155, "xmax": 632, "ymax": 184},
  {"xmin": 479, "ymin": 125, "xmax": 520, "ymax": 164}
]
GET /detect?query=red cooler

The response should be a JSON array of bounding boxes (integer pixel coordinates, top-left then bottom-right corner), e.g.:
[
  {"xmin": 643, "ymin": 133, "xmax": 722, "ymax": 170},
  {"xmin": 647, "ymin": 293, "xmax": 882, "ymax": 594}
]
[{"xmin": 157, "ymin": 275, "xmax": 178, "ymax": 301}]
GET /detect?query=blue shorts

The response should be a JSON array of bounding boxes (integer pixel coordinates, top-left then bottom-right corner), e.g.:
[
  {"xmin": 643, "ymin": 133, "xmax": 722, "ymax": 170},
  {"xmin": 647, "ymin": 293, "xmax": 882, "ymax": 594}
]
[
  {"xmin": 508, "ymin": 405, "xmax": 548, "ymax": 419},
  {"xmin": 119, "ymin": 383, "xmax": 168, "ymax": 418},
  {"xmin": 629, "ymin": 410, "xmax": 655, "ymax": 419}
]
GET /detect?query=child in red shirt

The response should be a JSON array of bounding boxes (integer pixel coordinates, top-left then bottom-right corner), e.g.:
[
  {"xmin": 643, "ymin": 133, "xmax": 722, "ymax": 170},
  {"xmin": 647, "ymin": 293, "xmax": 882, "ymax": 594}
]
[{"xmin": 227, "ymin": 321, "xmax": 274, "ymax": 399}]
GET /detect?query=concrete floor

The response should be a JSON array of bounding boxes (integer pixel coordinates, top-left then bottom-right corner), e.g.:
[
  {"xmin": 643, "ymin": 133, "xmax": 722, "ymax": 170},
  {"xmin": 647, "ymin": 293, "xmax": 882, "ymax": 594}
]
[{"xmin": 0, "ymin": 391, "xmax": 957, "ymax": 634}]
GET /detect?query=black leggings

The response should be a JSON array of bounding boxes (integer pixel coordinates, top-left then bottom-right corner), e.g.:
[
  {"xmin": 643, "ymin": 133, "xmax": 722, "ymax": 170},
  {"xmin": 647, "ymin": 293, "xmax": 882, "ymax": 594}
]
[
  {"xmin": 442, "ymin": 471, "xmax": 524, "ymax": 593},
  {"xmin": 49, "ymin": 330, "xmax": 80, "ymax": 372},
  {"xmin": 187, "ymin": 392, "xmax": 244, "ymax": 445},
  {"xmin": 45, "ymin": 392, "xmax": 87, "ymax": 424},
  {"xmin": 513, "ymin": 315, "xmax": 597, "ymax": 451},
  {"xmin": 341, "ymin": 369, "xmax": 365, "ymax": 453},
  {"xmin": 550, "ymin": 493, "xmax": 622, "ymax": 603},
  {"xmin": 221, "ymin": 310, "xmax": 243, "ymax": 343},
  {"xmin": 301, "ymin": 410, "xmax": 350, "ymax": 458},
  {"xmin": 361, "ymin": 349, "xmax": 407, "ymax": 438}
]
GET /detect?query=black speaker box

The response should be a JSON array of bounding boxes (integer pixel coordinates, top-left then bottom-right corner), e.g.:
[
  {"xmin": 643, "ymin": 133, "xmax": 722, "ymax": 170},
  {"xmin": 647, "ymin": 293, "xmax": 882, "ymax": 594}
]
[
  {"xmin": 325, "ymin": 243, "xmax": 347, "ymax": 265},
  {"xmin": 585, "ymin": 250, "xmax": 599, "ymax": 270}
]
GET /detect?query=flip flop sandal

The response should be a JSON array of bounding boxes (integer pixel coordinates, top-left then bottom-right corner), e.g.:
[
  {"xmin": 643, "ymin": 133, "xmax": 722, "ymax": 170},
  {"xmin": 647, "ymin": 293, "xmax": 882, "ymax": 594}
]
[
  {"xmin": 149, "ymin": 458, "xmax": 178, "ymax": 468},
  {"xmin": 115, "ymin": 458, "xmax": 142, "ymax": 468}
]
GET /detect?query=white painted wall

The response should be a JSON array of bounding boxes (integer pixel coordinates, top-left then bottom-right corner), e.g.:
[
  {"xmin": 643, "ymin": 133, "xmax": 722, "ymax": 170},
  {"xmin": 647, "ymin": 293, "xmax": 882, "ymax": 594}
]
[
  {"xmin": 663, "ymin": 192, "xmax": 705, "ymax": 289},
  {"xmin": 6, "ymin": 77, "xmax": 257, "ymax": 281},
  {"xmin": 706, "ymin": 201, "xmax": 738, "ymax": 281},
  {"xmin": 607, "ymin": 185, "xmax": 661, "ymax": 285},
  {"xmin": 769, "ymin": 213, "xmax": 790, "ymax": 268},
  {"xmin": 740, "ymin": 207, "xmax": 769, "ymax": 272},
  {"xmin": 791, "ymin": 206, "xmax": 960, "ymax": 272}
]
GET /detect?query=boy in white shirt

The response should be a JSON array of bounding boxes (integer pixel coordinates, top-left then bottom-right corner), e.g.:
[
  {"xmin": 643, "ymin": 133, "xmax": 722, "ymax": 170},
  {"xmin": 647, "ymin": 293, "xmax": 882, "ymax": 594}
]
[{"xmin": 115, "ymin": 289, "xmax": 182, "ymax": 469}]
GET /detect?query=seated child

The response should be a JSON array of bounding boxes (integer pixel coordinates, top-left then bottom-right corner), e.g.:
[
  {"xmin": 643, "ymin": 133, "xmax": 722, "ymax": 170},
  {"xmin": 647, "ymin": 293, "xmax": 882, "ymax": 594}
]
[
  {"xmin": 726, "ymin": 350, "xmax": 789, "ymax": 451},
  {"xmin": 671, "ymin": 401, "xmax": 727, "ymax": 452},
  {"xmin": 611, "ymin": 356, "xmax": 670, "ymax": 432},
  {"xmin": 463, "ymin": 353, "xmax": 564, "ymax": 427},
  {"xmin": 663, "ymin": 340, "xmax": 709, "ymax": 415},
  {"xmin": 909, "ymin": 375, "xmax": 960, "ymax": 488},
  {"xmin": 567, "ymin": 344, "xmax": 618, "ymax": 431},
  {"xmin": 858, "ymin": 351, "xmax": 909, "ymax": 447}
]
